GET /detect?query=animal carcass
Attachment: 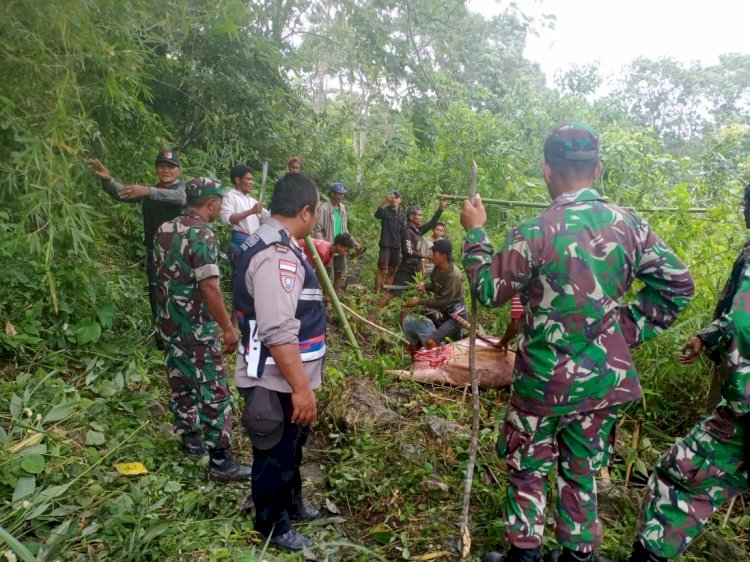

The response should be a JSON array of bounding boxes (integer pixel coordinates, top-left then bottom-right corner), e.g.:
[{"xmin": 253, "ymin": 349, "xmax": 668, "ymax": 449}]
[{"xmin": 391, "ymin": 337, "xmax": 514, "ymax": 388}]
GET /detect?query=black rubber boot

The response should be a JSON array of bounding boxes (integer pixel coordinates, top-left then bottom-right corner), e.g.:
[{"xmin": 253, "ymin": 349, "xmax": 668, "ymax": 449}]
[
  {"xmin": 484, "ymin": 546, "xmax": 542, "ymax": 562},
  {"xmin": 291, "ymin": 505, "xmax": 322, "ymax": 522},
  {"xmin": 207, "ymin": 448, "xmax": 252, "ymax": 481},
  {"xmin": 180, "ymin": 431, "xmax": 206, "ymax": 456},
  {"xmin": 626, "ymin": 541, "xmax": 668, "ymax": 562},
  {"xmin": 270, "ymin": 528, "xmax": 314, "ymax": 551}
]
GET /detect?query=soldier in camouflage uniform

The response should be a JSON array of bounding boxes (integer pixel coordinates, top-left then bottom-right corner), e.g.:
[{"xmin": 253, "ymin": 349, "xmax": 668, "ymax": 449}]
[
  {"xmin": 460, "ymin": 123, "xmax": 694, "ymax": 562},
  {"xmin": 627, "ymin": 185, "xmax": 750, "ymax": 561},
  {"xmin": 153, "ymin": 177, "xmax": 252, "ymax": 481}
]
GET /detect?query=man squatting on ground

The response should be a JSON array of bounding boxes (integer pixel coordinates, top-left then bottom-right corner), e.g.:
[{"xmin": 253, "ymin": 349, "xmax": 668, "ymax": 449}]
[
  {"xmin": 402, "ymin": 238, "xmax": 468, "ymax": 352},
  {"xmin": 220, "ymin": 164, "xmax": 268, "ymax": 266},
  {"xmin": 314, "ymin": 182, "xmax": 361, "ymax": 295},
  {"xmin": 152, "ymin": 177, "xmax": 252, "ymax": 481},
  {"xmin": 460, "ymin": 123, "xmax": 694, "ymax": 562},
  {"xmin": 233, "ymin": 173, "xmax": 326, "ymax": 552},
  {"xmin": 87, "ymin": 150, "xmax": 185, "ymax": 325},
  {"xmin": 374, "ymin": 198, "xmax": 448, "ymax": 312},
  {"xmin": 623, "ymin": 184, "xmax": 750, "ymax": 561},
  {"xmin": 374, "ymin": 190, "xmax": 404, "ymax": 292}
]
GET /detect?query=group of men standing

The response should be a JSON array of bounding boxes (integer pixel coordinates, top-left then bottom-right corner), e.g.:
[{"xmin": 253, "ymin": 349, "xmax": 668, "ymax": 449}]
[
  {"xmin": 87, "ymin": 154, "xmax": 327, "ymax": 551},
  {"xmin": 86, "ymin": 119, "xmax": 750, "ymax": 561}
]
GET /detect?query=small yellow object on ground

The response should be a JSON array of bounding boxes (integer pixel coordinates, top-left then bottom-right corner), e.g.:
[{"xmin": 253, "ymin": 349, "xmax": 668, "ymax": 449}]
[{"xmin": 114, "ymin": 462, "xmax": 149, "ymax": 475}]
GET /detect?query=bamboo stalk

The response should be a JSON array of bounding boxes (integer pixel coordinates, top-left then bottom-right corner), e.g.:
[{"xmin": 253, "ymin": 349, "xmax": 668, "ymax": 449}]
[
  {"xmin": 438, "ymin": 194, "xmax": 709, "ymax": 214},
  {"xmin": 450, "ymin": 311, "xmax": 498, "ymax": 345},
  {"xmin": 259, "ymin": 160, "xmax": 269, "ymax": 204},
  {"xmin": 303, "ymin": 236, "xmax": 363, "ymax": 361},
  {"xmin": 340, "ymin": 302, "xmax": 408, "ymax": 343},
  {"xmin": 460, "ymin": 161, "xmax": 480, "ymax": 561},
  {"xmin": 723, "ymin": 496, "xmax": 737, "ymax": 527},
  {"xmin": 624, "ymin": 418, "xmax": 642, "ymax": 488}
]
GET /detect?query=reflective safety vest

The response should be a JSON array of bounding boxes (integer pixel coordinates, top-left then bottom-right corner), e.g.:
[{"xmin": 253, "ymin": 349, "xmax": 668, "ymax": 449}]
[{"xmin": 233, "ymin": 224, "xmax": 327, "ymax": 378}]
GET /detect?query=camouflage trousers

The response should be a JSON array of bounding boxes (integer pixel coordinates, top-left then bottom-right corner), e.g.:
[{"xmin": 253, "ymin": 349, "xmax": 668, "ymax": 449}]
[
  {"xmin": 165, "ymin": 339, "xmax": 233, "ymax": 450},
  {"xmin": 638, "ymin": 405, "xmax": 748, "ymax": 559},
  {"xmin": 498, "ymin": 404, "xmax": 618, "ymax": 552}
]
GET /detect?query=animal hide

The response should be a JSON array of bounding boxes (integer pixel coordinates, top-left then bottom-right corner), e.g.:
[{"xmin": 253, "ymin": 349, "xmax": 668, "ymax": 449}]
[{"xmin": 391, "ymin": 337, "xmax": 514, "ymax": 388}]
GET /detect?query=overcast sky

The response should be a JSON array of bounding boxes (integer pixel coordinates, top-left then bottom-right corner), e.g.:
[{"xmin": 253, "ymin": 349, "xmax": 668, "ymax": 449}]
[{"xmin": 469, "ymin": 0, "xmax": 750, "ymax": 88}]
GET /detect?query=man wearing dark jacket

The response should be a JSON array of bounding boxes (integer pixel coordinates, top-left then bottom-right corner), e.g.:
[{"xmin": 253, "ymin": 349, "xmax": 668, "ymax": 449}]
[
  {"xmin": 87, "ymin": 151, "xmax": 186, "ymax": 324},
  {"xmin": 374, "ymin": 190, "xmax": 405, "ymax": 292},
  {"xmin": 373, "ymin": 198, "xmax": 447, "ymax": 314}
]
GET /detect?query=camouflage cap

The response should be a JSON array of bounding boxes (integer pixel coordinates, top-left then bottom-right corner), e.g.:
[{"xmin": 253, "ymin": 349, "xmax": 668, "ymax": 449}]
[
  {"xmin": 185, "ymin": 177, "xmax": 223, "ymax": 198},
  {"xmin": 544, "ymin": 123, "xmax": 600, "ymax": 162}
]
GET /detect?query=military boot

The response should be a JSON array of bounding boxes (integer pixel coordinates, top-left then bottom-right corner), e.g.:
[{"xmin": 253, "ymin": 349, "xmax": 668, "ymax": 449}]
[
  {"xmin": 626, "ymin": 541, "xmax": 667, "ymax": 562},
  {"xmin": 181, "ymin": 431, "xmax": 206, "ymax": 456},
  {"xmin": 270, "ymin": 528, "xmax": 314, "ymax": 552},
  {"xmin": 547, "ymin": 547, "xmax": 613, "ymax": 562},
  {"xmin": 207, "ymin": 448, "xmax": 252, "ymax": 481},
  {"xmin": 484, "ymin": 546, "xmax": 542, "ymax": 562},
  {"xmin": 291, "ymin": 505, "xmax": 322, "ymax": 522}
]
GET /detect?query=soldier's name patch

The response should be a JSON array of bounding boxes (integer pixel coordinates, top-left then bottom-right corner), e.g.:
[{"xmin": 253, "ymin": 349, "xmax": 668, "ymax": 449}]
[{"xmin": 279, "ymin": 260, "xmax": 297, "ymax": 292}]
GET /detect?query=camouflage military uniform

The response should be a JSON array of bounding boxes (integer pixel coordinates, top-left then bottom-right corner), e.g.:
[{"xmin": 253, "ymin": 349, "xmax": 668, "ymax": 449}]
[
  {"xmin": 153, "ymin": 209, "xmax": 232, "ymax": 450},
  {"xmin": 463, "ymin": 188, "xmax": 694, "ymax": 552},
  {"xmin": 636, "ymin": 240, "xmax": 750, "ymax": 559}
]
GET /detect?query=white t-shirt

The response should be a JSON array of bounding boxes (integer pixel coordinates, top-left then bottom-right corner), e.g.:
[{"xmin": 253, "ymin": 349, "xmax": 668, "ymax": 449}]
[{"xmin": 220, "ymin": 188, "xmax": 263, "ymax": 234}]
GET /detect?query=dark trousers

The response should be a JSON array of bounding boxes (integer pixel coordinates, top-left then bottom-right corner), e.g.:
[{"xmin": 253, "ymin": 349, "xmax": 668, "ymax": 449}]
[
  {"xmin": 239, "ymin": 388, "xmax": 308, "ymax": 537},
  {"xmin": 146, "ymin": 249, "xmax": 159, "ymax": 322}
]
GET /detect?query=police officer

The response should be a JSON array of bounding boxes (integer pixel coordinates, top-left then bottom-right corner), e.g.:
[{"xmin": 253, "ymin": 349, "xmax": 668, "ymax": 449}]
[
  {"xmin": 460, "ymin": 123, "xmax": 694, "ymax": 562},
  {"xmin": 87, "ymin": 151, "xmax": 186, "ymax": 325},
  {"xmin": 153, "ymin": 177, "xmax": 251, "ymax": 481},
  {"xmin": 233, "ymin": 173, "xmax": 325, "ymax": 552}
]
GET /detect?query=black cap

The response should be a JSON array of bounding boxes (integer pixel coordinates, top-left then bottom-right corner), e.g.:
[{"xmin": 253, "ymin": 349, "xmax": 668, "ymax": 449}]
[
  {"xmin": 431, "ymin": 238, "xmax": 453, "ymax": 260},
  {"xmin": 156, "ymin": 150, "xmax": 180, "ymax": 167},
  {"xmin": 240, "ymin": 387, "xmax": 284, "ymax": 450}
]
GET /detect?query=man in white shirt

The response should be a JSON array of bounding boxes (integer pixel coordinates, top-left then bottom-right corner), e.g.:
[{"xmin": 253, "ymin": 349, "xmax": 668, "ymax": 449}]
[{"xmin": 220, "ymin": 164, "xmax": 267, "ymax": 266}]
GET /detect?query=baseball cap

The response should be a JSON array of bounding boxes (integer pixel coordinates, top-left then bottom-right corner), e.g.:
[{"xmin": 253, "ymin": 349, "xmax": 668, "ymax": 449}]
[
  {"xmin": 155, "ymin": 150, "xmax": 180, "ymax": 167},
  {"xmin": 185, "ymin": 177, "xmax": 223, "ymax": 198},
  {"xmin": 241, "ymin": 387, "xmax": 284, "ymax": 450},
  {"xmin": 330, "ymin": 182, "xmax": 347, "ymax": 194},
  {"xmin": 388, "ymin": 190, "xmax": 401, "ymax": 198},
  {"xmin": 543, "ymin": 123, "xmax": 599, "ymax": 162},
  {"xmin": 431, "ymin": 238, "xmax": 453, "ymax": 260}
]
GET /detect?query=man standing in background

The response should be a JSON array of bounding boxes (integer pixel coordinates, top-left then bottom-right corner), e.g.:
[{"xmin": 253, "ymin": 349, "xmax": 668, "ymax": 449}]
[
  {"xmin": 420, "ymin": 220, "xmax": 446, "ymax": 276},
  {"xmin": 288, "ymin": 156, "xmax": 301, "ymax": 173},
  {"xmin": 374, "ymin": 190, "xmax": 404, "ymax": 292},
  {"xmin": 220, "ymin": 164, "xmax": 265, "ymax": 267},
  {"xmin": 87, "ymin": 151, "xmax": 186, "ymax": 327},
  {"xmin": 314, "ymin": 182, "xmax": 359, "ymax": 295}
]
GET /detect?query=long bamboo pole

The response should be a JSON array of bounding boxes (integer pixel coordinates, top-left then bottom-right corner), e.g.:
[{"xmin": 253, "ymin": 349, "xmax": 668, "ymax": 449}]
[
  {"xmin": 460, "ymin": 161, "xmax": 480, "ymax": 561},
  {"xmin": 303, "ymin": 236, "xmax": 364, "ymax": 361},
  {"xmin": 340, "ymin": 302, "xmax": 408, "ymax": 342},
  {"xmin": 438, "ymin": 194, "xmax": 709, "ymax": 214}
]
